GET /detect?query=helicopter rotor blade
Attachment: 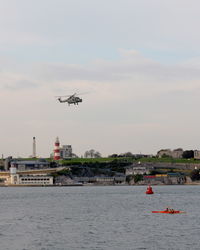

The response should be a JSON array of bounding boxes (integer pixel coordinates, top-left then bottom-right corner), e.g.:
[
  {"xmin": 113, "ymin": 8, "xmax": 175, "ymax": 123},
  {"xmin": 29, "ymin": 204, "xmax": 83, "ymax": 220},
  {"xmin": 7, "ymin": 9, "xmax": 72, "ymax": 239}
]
[
  {"xmin": 54, "ymin": 91, "xmax": 89, "ymax": 98},
  {"xmin": 55, "ymin": 95, "xmax": 71, "ymax": 98},
  {"xmin": 74, "ymin": 91, "xmax": 90, "ymax": 96}
]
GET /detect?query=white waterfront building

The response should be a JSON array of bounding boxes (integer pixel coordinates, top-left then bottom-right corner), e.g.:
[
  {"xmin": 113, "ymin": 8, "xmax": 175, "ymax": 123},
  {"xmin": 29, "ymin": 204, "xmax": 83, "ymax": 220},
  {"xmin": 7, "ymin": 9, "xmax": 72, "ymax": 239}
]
[
  {"xmin": 18, "ymin": 175, "xmax": 53, "ymax": 185},
  {"xmin": 10, "ymin": 167, "xmax": 53, "ymax": 185}
]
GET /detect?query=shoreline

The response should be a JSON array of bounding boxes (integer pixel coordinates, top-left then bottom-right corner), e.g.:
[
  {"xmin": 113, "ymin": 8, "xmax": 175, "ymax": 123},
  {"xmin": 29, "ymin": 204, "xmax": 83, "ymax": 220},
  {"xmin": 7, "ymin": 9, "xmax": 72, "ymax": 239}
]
[{"xmin": 0, "ymin": 182, "xmax": 200, "ymax": 187}]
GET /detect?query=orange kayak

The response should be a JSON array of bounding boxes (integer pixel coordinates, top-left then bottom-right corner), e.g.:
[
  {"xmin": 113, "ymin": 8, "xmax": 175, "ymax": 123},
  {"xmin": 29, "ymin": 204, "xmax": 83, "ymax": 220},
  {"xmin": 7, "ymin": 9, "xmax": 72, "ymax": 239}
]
[{"xmin": 152, "ymin": 211, "xmax": 185, "ymax": 214}]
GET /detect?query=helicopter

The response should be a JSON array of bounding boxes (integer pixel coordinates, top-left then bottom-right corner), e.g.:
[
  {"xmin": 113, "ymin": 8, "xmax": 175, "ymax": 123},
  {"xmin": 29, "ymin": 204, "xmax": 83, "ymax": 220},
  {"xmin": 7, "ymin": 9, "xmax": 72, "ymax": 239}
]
[{"xmin": 55, "ymin": 93, "xmax": 83, "ymax": 105}]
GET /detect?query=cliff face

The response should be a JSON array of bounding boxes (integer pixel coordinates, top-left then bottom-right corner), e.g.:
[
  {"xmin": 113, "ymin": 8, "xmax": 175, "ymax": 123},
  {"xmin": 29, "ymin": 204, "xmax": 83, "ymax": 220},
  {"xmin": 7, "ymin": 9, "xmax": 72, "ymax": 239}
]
[
  {"xmin": 126, "ymin": 162, "xmax": 191, "ymax": 185},
  {"xmin": 55, "ymin": 176, "xmax": 74, "ymax": 185},
  {"xmin": 128, "ymin": 176, "xmax": 186, "ymax": 185},
  {"xmin": 131, "ymin": 162, "xmax": 200, "ymax": 170}
]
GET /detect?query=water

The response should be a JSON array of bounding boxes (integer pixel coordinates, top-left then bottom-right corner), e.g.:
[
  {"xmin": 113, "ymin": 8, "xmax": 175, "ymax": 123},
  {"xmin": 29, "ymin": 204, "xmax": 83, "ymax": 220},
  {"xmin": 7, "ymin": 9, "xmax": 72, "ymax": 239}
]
[{"xmin": 0, "ymin": 185, "xmax": 200, "ymax": 250}]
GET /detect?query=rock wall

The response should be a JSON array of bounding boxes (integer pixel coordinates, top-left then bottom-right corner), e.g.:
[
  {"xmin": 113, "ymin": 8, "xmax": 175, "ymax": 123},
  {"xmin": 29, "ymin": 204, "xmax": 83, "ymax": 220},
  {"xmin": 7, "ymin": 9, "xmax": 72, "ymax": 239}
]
[{"xmin": 133, "ymin": 162, "xmax": 200, "ymax": 170}]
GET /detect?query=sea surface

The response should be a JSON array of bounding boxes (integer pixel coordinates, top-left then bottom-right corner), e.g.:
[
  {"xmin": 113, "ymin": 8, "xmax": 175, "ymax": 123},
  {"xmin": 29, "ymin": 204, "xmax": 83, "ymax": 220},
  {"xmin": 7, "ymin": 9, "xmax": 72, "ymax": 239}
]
[{"xmin": 0, "ymin": 185, "xmax": 199, "ymax": 250}]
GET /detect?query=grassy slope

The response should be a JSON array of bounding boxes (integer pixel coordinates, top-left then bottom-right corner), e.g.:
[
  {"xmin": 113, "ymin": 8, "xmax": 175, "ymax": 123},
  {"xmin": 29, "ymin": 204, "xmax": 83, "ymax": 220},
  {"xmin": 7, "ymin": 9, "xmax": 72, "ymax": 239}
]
[
  {"xmin": 16, "ymin": 157, "xmax": 200, "ymax": 164},
  {"xmin": 138, "ymin": 157, "xmax": 200, "ymax": 164}
]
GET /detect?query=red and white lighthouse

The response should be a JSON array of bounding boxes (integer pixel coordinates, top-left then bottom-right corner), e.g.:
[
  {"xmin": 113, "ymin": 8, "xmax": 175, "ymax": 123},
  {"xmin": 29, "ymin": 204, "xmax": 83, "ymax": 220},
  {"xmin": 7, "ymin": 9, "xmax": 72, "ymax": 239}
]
[{"xmin": 54, "ymin": 137, "xmax": 60, "ymax": 160}]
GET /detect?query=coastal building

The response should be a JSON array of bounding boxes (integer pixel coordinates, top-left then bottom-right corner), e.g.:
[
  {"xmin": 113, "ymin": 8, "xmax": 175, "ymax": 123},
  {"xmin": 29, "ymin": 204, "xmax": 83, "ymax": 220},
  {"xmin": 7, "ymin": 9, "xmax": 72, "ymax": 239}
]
[
  {"xmin": 60, "ymin": 145, "xmax": 73, "ymax": 159},
  {"xmin": 167, "ymin": 173, "xmax": 185, "ymax": 184},
  {"xmin": 10, "ymin": 166, "xmax": 19, "ymax": 185},
  {"xmin": 18, "ymin": 175, "xmax": 53, "ymax": 185},
  {"xmin": 52, "ymin": 137, "xmax": 77, "ymax": 159},
  {"xmin": 157, "ymin": 148, "xmax": 183, "ymax": 159},
  {"xmin": 73, "ymin": 176, "xmax": 126, "ymax": 185},
  {"xmin": 4, "ymin": 156, "xmax": 13, "ymax": 170},
  {"xmin": 125, "ymin": 163, "xmax": 154, "ymax": 176},
  {"xmin": 9, "ymin": 166, "xmax": 53, "ymax": 185},
  {"xmin": 171, "ymin": 148, "xmax": 184, "ymax": 159},
  {"xmin": 126, "ymin": 166, "xmax": 150, "ymax": 175},
  {"xmin": 0, "ymin": 172, "xmax": 10, "ymax": 185},
  {"xmin": 10, "ymin": 160, "xmax": 50, "ymax": 170},
  {"xmin": 157, "ymin": 149, "xmax": 171, "ymax": 158},
  {"xmin": 194, "ymin": 150, "xmax": 200, "ymax": 160}
]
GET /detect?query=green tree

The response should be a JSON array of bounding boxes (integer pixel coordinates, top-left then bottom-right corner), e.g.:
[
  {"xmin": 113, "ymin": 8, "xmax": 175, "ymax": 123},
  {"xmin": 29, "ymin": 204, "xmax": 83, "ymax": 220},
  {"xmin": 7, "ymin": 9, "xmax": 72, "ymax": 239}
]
[
  {"xmin": 133, "ymin": 174, "xmax": 143, "ymax": 183},
  {"xmin": 190, "ymin": 169, "xmax": 200, "ymax": 181},
  {"xmin": 182, "ymin": 150, "xmax": 194, "ymax": 159}
]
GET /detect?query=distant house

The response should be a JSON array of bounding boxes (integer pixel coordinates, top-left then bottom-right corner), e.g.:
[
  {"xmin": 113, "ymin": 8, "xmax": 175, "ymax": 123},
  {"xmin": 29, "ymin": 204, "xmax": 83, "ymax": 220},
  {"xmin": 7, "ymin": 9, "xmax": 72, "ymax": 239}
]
[
  {"xmin": 60, "ymin": 145, "xmax": 73, "ymax": 159},
  {"xmin": 74, "ymin": 176, "xmax": 126, "ymax": 185},
  {"xmin": 157, "ymin": 149, "xmax": 171, "ymax": 158},
  {"xmin": 125, "ymin": 164, "xmax": 153, "ymax": 176},
  {"xmin": 171, "ymin": 148, "xmax": 183, "ymax": 159},
  {"xmin": 157, "ymin": 148, "xmax": 183, "ymax": 159},
  {"xmin": 194, "ymin": 150, "xmax": 200, "ymax": 160},
  {"xmin": 10, "ymin": 160, "xmax": 50, "ymax": 170}
]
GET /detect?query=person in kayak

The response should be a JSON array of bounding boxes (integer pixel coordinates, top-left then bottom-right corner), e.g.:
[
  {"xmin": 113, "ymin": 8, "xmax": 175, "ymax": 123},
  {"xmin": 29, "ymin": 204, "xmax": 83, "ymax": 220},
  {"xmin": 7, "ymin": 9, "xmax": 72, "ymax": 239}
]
[{"xmin": 164, "ymin": 208, "xmax": 175, "ymax": 213}]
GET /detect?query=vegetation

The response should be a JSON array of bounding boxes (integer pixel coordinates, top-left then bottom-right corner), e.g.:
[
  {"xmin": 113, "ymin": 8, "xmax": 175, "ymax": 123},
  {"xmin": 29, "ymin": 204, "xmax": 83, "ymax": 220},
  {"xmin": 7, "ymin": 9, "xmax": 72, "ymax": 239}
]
[
  {"xmin": 136, "ymin": 157, "xmax": 200, "ymax": 164},
  {"xmin": 84, "ymin": 149, "xmax": 101, "ymax": 158},
  {"xmin": 59, "ymin": 157, "xmax": 132, "ymax": 165},
  {"xmin": 50, "ymin": 168, "xmax": 70, "ymax": 178},
  {"xmin": 59, "ymin": 158, "xmax": 133, "ymax": 174},
  {"xmin": 126, "ymin": 174, "xmax": 143, "ymax": 184},
  {"xmin": 182, "ymin": 150, "xmax": 194, "ymax": 159},
  {"xmin": 190, "ymin": 169, "xmax": 200, "ymax": 181},
  {"xmin": 13, "ymin": 155, "xmax": 200, "ymax": 165},
  {"xmin": 126, "ymin": 175, "xmax": 133, "ymax": 183},
  {"xmin": 149, "ymin": 170, "xmax": 164, "ymax": 175},
  {"xmin": 133, "ymin": 174, "xmax": 143, "ymax": 183},
  {"xmin": 0, "ymin": 165, "xmax": 4, "ymax": 171},
  {"xmin": 11, "ymin": 155, "xmax": 200, "ymax": 180}
]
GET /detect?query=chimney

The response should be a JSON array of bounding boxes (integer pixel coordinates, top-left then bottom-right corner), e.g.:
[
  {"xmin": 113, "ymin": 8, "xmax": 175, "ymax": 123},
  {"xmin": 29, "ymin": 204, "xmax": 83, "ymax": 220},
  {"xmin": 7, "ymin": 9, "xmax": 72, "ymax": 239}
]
[{"xmin": 33, "ymin": 137, "xmax": 36, "ymax": 158}]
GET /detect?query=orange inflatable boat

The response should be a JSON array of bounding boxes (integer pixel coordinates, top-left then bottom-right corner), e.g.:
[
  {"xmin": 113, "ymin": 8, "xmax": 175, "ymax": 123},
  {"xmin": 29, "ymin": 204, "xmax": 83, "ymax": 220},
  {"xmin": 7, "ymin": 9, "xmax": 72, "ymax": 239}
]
[{"xmin": 152, "ymin": 210, "xmax": 185, "ymax": 214}]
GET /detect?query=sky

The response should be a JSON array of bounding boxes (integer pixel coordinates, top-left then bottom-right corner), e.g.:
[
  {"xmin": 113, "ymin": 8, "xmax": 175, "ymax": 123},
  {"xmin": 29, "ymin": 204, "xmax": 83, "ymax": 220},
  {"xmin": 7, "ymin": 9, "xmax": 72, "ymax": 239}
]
[{"xmin": 1, "ymin": 0, "xmax": 200, "ymax": 157}]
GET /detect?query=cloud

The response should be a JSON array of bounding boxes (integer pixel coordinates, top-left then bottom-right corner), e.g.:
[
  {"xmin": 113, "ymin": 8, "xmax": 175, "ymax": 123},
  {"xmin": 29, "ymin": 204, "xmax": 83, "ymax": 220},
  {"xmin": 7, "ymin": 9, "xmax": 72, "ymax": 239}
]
[
  {"xmin": 1, "ymin": 0, "xmax": 200, "ymax": 157},
  {"xmin": 3, "ymin": 79, "xmax": 39, "ymax": 91},
  {"xmin": 0, "ymin": 0, "xmax": 200, "ymax": 62},
  {"xmin": 2, "ymin": 49, "xmax": 200, "ymax": 104},
  {"xmin": 29, "ymin": 49, "xmax": 200, "ymax": 96},
  {"xmin": 1, "ymin": 49, "xmax": 200, "ymax": 157}
]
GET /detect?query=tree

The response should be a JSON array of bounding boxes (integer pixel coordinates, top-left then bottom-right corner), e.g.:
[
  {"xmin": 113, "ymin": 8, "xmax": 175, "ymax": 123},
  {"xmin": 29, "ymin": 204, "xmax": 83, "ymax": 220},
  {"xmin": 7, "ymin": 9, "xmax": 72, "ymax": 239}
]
[
  {"xmin": 84, "ymin": 151, "xmax": 89, "ymax": 158},
  {"xmin": 123, "ymin": 152, "xmax": 133, "ymax": 157},
  {"xmin": 84, "ymin": 149, "xmax": 101, "ymax": 158},
  {"xmin": 108, "ymin": 154, "xmax": 118, "ymax": 158},
  {"xmin": 190, "ymin": 169, "xmax": 200, "ymax": 181},
  {"xmin": 134, "ymin": 174, "xmax": 143, "ymax": 183},
  {"xmin": 94, "ymin": 151, "xmax": 101, "ymax": 158},
  {"xmin": 182, "ymin": 150, "xmax": 194, "ymax": 159}
]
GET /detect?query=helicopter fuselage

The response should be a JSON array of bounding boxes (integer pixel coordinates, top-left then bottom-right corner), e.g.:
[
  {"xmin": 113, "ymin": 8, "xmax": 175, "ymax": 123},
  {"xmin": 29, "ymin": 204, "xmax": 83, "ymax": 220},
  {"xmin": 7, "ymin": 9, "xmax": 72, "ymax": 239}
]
[{"xmin": 58, "ymin": 96, "xmax": 82, "ymax": 105}]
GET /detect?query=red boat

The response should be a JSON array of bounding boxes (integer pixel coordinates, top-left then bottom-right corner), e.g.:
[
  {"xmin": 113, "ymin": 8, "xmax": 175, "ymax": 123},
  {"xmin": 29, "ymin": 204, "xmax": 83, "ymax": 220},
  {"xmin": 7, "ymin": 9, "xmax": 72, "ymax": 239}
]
[
  {"xmin": 146, "ymin": 185, "xmax": 154, "ymax": 194},
  {"xmin": 152, "ymin": 210, "xmax": 185, "ymax": 214}
]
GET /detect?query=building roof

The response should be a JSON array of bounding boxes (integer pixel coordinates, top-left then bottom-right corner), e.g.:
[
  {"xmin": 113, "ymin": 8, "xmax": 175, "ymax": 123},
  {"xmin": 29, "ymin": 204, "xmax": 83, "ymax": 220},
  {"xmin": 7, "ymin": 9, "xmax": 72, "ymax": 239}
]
[{"xmin": 11, "ymin": 161, "xmax": 49, "ymax": 165}]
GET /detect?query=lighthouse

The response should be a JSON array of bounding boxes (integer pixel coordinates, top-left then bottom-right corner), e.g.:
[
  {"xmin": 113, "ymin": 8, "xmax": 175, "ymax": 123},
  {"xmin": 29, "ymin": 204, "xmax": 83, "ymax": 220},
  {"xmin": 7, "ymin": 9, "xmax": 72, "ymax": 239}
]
[{"xmin": 54, "ymin": 137, "xmax": 60, "ymax": 160}]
